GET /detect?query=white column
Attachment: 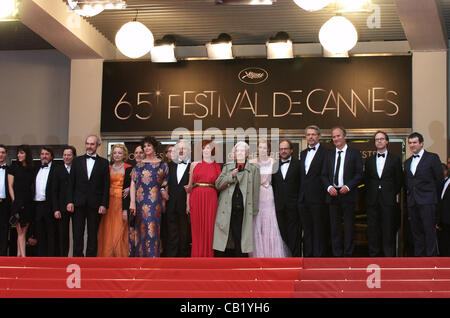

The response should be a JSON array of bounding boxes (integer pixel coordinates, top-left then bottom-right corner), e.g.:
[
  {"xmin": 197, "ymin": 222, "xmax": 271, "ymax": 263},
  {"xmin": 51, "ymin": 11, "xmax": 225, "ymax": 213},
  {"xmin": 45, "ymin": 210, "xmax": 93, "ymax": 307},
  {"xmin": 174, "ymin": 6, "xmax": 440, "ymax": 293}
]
[{"xmin": 412, "ymin": 51, "xmax": 448, "ymax": 160}]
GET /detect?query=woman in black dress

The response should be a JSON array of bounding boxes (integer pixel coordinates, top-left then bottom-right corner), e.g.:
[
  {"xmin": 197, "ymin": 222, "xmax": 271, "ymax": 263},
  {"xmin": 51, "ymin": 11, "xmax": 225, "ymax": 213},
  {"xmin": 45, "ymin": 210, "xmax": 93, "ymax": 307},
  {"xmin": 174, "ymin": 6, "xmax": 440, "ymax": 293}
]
[{"xmin": 8, "ymin": 145, "xmax": 34, "ymax": 257}]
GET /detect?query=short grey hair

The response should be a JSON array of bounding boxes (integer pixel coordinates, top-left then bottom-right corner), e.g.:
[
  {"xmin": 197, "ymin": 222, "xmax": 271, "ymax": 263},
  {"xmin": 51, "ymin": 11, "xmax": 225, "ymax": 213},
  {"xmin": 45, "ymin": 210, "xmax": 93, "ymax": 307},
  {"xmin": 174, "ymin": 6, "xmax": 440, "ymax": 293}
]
[
  {"xmin": 305, "ymin": 125, "xmax": 321, "ymax": 135},
  {"xmin": 86, "ymin": 135, "xmax": 101, "ymax": 146},
  {"xmin": 233, "ymin": 141, "xmax": 249, "ymax": 154}
]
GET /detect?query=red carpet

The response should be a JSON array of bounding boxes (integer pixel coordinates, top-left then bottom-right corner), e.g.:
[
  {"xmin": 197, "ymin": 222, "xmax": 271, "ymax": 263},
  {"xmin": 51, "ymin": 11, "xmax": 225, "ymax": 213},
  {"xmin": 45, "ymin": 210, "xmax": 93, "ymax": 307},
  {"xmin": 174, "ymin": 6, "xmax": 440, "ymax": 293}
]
[{"xmin": 0, "ymin": 257, "xmax": 449, "ymax": 298}]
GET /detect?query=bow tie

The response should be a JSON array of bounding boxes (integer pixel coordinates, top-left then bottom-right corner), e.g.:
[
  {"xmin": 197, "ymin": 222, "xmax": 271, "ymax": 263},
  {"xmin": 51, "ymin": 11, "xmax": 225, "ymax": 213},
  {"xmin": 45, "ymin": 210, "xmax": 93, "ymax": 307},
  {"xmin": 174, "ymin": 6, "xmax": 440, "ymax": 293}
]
[
  {"xmin": 307, "ymin": 147, "xmax": 316, "ymax": 152},
  {"xmin": 377, "ymin": 153, "xmax": 385, "ymax": 158},
  {"xmin": 0, "ymin": 165, "xmax": 6, "ymax": 170},
  {"xmin": 40, "ymin": 163, "xmax": 49, "ymax": 168},
  {"xmin": 413, "ymin": 154, "xmax": 420, "ymax": 159},
  {"xmin": 86, "ymin": 154, "xmax": 97, "ymax": 160},
  {"xmin": 280, "ymin": 160, "xmax": 290, "ymax": 166},
  {"xmin": 179, "ymin": 161, "xmax": 187, "ymax": 165}
]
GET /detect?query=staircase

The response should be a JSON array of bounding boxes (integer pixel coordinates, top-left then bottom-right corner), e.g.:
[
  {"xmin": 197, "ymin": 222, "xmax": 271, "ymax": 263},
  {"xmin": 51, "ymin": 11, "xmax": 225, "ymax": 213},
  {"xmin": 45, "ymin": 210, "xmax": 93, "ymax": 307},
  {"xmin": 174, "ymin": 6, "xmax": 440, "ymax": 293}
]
[{"xmin": 0, "ymin": 257, "xmax": 449, "ymax": 298}]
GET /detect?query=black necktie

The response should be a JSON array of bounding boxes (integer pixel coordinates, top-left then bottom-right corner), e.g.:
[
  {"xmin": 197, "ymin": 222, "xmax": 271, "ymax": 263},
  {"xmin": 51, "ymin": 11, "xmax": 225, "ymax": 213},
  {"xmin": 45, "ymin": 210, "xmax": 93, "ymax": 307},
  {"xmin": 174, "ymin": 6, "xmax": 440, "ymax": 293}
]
[
  {"xmin": 308, "ymin": 147, "xmax": 316, "ymax": 152},
  {"xmin": 377, "ymin": 153, "xmax": 385, "ymax": 158},
  {"xmin": 86, "ymin": 154, "xmax": 97, "ymax": 160},
  {"xmin": 41, "ymin": 163, "xmax": 48, "ymax": 168},
  {"xmin": 413, "ymin": 154, "xmax": 420, "ymax": 159},
  {"xmin": 0, "ymin": 165, "xmax": 6, "ymax": 170},
  {"xmin": 334, "ymin": 151, "xmax": 343, "ymax": 186},
  {"xmin": 280, "ymin": 160, "xmax": 290, "ymax": 166}
]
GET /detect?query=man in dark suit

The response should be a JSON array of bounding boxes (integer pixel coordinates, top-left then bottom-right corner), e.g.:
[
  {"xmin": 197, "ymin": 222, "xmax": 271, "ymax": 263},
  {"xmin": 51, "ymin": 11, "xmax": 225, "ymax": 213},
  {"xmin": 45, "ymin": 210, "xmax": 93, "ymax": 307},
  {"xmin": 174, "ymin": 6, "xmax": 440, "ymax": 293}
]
[
  {"xmin": 272, "ymin": 139, "xmax": 302, "ymax": 256},
  {"xmin": 165, "ymin": 140, "xmax": 191, "ymax": 257},
  {"xmin": 298, "ymin": 125, "xmax": 328, "ymax": 257},
  {"xmin": 34, "ymin": 147, "xmax": 57, "ymax": 256},
  {"xmin": 67, "ymin": 135, "xmax": 110, "ymax": 257},
  {"xmin": 321, "ymin": 126, "xmax": 363, "ymax": 257},
  {"xmin": 364, "ymin": 131, "xmax": 403, "ymax": 257},
  {"xmin": 404, "ymin": 132, "xmax": 444, "ymax": 257},
  {"xmin": 438, "ymin": 162, "xmax": 450, "ymax": 256},
  {"xmin": 52, "ymin": 145, "xmax": 76, "ymax": 257},
  {"xmin": 0, "ymin": 145, "xmax": 10, "ymax": 256}
]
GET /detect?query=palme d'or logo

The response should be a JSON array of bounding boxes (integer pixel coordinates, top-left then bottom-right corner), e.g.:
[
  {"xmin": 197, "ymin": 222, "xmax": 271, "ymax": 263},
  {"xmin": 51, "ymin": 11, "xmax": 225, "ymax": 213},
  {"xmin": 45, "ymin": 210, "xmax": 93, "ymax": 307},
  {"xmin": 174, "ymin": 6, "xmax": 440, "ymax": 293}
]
[{"xmin": 238, "ymin": 67, "xmax": 269, "ymax": 85}]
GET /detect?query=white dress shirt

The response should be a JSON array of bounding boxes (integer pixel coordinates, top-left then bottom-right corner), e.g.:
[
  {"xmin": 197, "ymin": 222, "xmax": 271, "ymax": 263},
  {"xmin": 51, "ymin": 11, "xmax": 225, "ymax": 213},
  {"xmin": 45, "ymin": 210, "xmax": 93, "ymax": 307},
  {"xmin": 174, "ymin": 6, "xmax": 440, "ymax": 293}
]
[
  {"xmin": 304, "ymin": 143, "xmax": 320, "ymax": 175},
  {"xmin": 410, "ymin": 148, "xmax": 424, "ymax": 176},
  {"xmin": 0, "ymin": 164, "xmax": 6, "ymax": 199},
  {"xmin": 280, "ymin": 156, "xmax": 292, "ymax": 180},
  {"xmin": 376, "ymin": 150, "xmax": 387, "ymax": 179},
  {"xmin": 177, "ymin": 159, "xmax": 189, "ymax": 184},
  {"xmin": 333, "ymin": 144, "xmax": 347, "ymax": 188},
  {"xmin": 34, "ymin": 161, "xmax": 52, "ymax": 201},
  {"xmin": 442, "ymin": 177, "xmax": 450, "ymax": 200},
  {"xmin": 65, "ymin": 163, "xmax": 71, "ymax": 174},
  {"xmin": 86, "ymin": 154, "xmax": 97, "ymax": 180}
]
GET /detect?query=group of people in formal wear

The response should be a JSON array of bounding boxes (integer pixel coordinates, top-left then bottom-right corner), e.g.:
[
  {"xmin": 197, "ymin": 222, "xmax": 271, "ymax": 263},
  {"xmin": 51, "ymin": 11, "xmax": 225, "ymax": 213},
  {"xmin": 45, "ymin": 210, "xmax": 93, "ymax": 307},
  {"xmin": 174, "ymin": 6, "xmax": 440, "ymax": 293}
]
[{"xmin": 0, "ymin": 125, "xmax": 448, "ymax": 258}]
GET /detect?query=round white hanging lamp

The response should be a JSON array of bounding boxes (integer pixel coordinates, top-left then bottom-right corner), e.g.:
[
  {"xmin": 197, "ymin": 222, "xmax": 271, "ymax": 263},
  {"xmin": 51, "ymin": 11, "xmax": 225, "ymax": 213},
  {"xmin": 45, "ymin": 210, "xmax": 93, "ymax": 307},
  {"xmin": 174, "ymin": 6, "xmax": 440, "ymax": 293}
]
[
  {"xmin": 67, "ymin": 0, "xmax": 105, "ymax": 17},
  {"xmin": 115, "ymin": 21, "xmax": 154, "ymax": 59},
  {"xmin": 319, "ymin": 16, "xmax": 358, "ymax": 54},
  {"xmin": 0, "ymin": 0, "xmax": 16, "ymax": 19},
  {"xmin": 293, "ymin": 0, "xmax": 331, "ymax": 12}
]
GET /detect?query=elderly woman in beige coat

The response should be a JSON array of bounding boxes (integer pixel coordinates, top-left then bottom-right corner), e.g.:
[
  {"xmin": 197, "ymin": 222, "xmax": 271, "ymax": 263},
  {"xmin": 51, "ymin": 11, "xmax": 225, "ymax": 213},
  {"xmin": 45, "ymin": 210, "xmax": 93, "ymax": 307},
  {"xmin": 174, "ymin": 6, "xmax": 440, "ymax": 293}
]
[{"xmin": 213, "ymin": 141, "xmax": 260, "ymax": 256}]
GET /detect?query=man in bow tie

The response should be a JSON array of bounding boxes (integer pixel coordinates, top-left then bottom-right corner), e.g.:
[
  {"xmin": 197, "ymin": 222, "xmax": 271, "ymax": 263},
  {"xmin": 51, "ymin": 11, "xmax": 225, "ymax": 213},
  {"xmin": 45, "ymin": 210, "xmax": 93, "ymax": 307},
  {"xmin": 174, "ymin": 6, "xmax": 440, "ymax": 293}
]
[
  {"xmin": 321, "ymin": 126, "xmax": 363, "ymax": 257},
  {"xmin": 272, "ymin": 139, "xmax": 302, "ymax": 256},
  {"xmin": 298, "ymin": 125, "xmax": 328, "ymax": 257},
  {"xmin": 364, "ymin": 131, "xmax": 403, "ymax": 257},
  {"xmin": 0, "ymin": 145, "xmax": 10, "ymax": 256},
  {"xmin": 67, "ymin": 135, "xmax": 110, "ymax": 257},
  {"xmin": 33, "ymin": 147, "xmax": 57, "ymax": 256},
  {"xmin": 404, "ymin": 132, "xmax": 443, "ymax": 257},
  {"xmin": 165, "ymin": 140, "xmax": 191, "ymax": 257}
]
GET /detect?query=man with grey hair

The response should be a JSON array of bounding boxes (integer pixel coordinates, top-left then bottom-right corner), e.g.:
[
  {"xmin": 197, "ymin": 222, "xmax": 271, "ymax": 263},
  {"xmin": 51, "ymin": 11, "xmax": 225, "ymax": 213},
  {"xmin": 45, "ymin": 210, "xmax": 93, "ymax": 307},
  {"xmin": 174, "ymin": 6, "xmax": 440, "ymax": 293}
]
[
  {"xmin": 165, "ymin": 140, "xmax": 191, "ymax": 257},
  {"xmin": 298, "ymin": 125, "xmax": 328, "ymax": 257},
  {"xmin": 67, "ymin": 135, "xmax": 110, "ymax": 257}
]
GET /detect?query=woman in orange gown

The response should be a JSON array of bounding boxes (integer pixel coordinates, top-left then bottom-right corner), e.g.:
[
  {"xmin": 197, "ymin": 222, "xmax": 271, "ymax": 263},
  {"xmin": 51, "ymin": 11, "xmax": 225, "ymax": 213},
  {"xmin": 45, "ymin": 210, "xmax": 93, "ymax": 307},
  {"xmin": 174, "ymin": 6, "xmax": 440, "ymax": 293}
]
[
  {"xmin": 98, "ymin": 144, "xmax": 132, "ymax": 257},
  {"xmin": 186, "ymin": 140, "xmax": 221, "ymax": 257}
]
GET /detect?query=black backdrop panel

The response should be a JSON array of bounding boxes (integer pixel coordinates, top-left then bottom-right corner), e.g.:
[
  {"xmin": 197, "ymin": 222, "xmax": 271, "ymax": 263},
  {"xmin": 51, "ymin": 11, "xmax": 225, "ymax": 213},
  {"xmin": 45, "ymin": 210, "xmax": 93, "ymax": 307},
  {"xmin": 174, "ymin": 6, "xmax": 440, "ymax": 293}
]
[{"xmin": 101, "ymin": 57, "xmax": 412, "ymax": 133}]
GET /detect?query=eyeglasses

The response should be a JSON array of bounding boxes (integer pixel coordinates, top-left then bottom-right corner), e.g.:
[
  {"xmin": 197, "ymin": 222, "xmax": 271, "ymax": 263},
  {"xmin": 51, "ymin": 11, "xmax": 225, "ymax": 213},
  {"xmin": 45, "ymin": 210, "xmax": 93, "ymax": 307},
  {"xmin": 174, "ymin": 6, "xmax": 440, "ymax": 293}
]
[{"xmin": 375, "ymin": 138, "xmax": 386, "ymax": 142}]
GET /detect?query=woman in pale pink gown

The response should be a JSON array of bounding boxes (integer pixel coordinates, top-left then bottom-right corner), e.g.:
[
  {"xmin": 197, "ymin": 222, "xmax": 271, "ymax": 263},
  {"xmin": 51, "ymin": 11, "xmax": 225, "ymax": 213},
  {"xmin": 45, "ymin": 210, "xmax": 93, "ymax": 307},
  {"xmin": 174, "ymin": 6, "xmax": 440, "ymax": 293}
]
[{"xmin": 250, "ymin": 140, "xmax": 290, "ymax": 258}]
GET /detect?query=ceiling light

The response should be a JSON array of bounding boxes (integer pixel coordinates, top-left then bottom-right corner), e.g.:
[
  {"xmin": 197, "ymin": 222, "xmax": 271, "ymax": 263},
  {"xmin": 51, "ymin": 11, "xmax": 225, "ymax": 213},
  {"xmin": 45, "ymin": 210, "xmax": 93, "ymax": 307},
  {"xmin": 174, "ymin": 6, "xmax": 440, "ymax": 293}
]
[
  {"xmin": 319, "ymin": 15, "xmax": 357, "ymax": 54},
  {"xmin": 67, "ymin": 0, "xmax": 126, "ymax": 17},
  {"xmin": 0, "ymin": 0, "xmax": 17, "ymax": 19},
  {"xmin": 335, "ymin": 0, "xmax": 371, "ymax": 13},
  {"xmin": 151, "ymin": 35, "xmax": 177, "ymax": 63},
  {"xmin": 115, "ymin": 21, "xmax": 154, "ymax": 59},
  {"xmin": 206, "ymin": 33, "xmax": 233, "ymax": 60},
  {"xmin": 215, "ymin": 0, "xmax": 276, "ymax": 4},
  {"xmin": 293, "ymin": 0, "xmax": 331, "ymax": 11},
  {"xmin": 266, "ymin": 32, "xmax": 293, "ymax": 59}
]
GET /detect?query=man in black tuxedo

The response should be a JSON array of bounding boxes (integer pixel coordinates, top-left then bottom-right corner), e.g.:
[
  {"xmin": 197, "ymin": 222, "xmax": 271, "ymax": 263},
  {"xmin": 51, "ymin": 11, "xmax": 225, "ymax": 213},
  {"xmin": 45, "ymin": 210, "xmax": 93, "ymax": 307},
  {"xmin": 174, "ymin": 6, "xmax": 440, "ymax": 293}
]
[
  {"xmin": 298, "ymin": 125, "xmax": 328, "ymax": 257},
  {"xmin": 321, "ymin": 126, "xmax": 363, "ymax": 257},
  {"xmin": 165, "ymin": 140, "xmax": 191, "ymax": 257},
  {"xmin": 34, "ymin": 147, "xmax": 57, "ymax": 256},
  {"xmin": 364, "ymin": 131, "xmax": 403, "ymax": 257},
  {"xmin": 438, "ymin": 162, "xmax": 450, "ymax": 256},
  {"xmin": 404, "ymin": 132, "xmax": 443, "ymax": 257},
  {"xmin": 272, "ymin": 139, "xmax": 302, "ymax": 256},
  {"xmin": 67, "ymin": 135, "xmax": 110, "ymax": 257},
  {"xmin": 52, "ymin": 145, "xmax": 76, "ymax": 257},
  {"xmin": 0, "ymin": 145, "xmax": 10, "ymax": 256}
]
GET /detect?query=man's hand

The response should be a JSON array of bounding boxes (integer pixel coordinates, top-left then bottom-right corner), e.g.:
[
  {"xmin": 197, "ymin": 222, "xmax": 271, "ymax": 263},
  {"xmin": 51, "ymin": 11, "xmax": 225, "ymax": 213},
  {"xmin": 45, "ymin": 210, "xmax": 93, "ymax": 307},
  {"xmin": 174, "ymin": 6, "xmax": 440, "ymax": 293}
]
[
  {"xmin": 67, "ymin": 203, "xmax": 74, "ymax": 213},
  {"xmin": 54, "ymin": 211, "xmax": 62, "ymax": 219},
  {"xmin": 98, "ymin": 206, "xmax": 107, "ymax": 215}
]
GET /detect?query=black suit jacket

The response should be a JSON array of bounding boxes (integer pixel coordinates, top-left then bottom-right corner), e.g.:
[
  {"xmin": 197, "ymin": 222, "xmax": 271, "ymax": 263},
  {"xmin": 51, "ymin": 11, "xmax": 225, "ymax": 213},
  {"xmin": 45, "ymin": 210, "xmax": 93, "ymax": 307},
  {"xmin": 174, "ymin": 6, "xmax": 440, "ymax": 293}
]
[
  {"xmin": 364, "ymin": 152, "xmax": 403, "ymax": 206},
  {"xmin": 33, "ymin": 162, "xmax": 57, "ymax": 214},
  {"xmin": 52, "ymin": 163, "xmax": 71, "ymax": 213},
  {"xmin": 404, "ymin": 150, "xmax": 443, "ymax": 207},
  {"xmin": 438, "ymin": 178, "xmax": 450, "ymax": 225},
  {"xmin": 121, "ymin": 165, "xmax": 133, "ymax": 212},
  {"xmin": 166, "ymin": 161, "xmax": 190, "ymax": 213},
  {"xmin": 1, "ymin": 165, "xmax": 11, "ymax": 207},
  {"xmin": 321, "ymin": 146, "xmax": 363, "ymax": 203},
  {"xmin": 67, "ymin": 154, "xmax": 110, "ymax": 209},
  {"xmin": 272, "ymin": 157, "xmax": 302, "ymax": 211},
  {"xmin": 298, "ymin": 144, "xmax": 327, "ymax": 205}
]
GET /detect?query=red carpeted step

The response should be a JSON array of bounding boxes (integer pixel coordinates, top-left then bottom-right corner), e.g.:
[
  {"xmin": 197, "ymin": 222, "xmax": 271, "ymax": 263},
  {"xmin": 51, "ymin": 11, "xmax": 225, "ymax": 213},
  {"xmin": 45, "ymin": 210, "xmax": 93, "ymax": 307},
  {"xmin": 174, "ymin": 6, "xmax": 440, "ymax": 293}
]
[
  {"xmin": 298, "ymin": 268, "xmax": 450, "ymax": 280},
  {"xmin": 302, "ymin": 257, "xmax": 450, "ymax": 269},
  {"xmin": 295, "ymin": 280, "xmax": 450, "ymax": 292},
  {"xmin": 0, "ymin": 267, "xmax": 301, "ymax": 280},
  {"xmin": 291, "ymin": 291, "xmax": 450, "ymax": 298}
]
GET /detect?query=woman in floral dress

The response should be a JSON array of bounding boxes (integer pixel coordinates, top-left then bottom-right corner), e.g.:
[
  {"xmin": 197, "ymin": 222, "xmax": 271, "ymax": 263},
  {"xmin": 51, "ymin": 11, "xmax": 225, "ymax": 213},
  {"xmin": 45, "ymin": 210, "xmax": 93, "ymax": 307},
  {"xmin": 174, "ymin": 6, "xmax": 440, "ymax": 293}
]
[{"xmin": 129, "ymin": 136, "xmax": 169, "ymax": 257}]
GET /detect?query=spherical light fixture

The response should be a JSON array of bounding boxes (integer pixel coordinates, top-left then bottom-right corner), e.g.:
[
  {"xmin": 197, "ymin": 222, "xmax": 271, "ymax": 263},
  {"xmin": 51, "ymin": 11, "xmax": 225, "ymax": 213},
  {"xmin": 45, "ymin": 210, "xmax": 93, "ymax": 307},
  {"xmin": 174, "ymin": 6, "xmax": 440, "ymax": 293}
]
[
  {"xmin": 319, "ymin": 16, "xmax": 358, "ymax": 54},
  {"xmin": 115, "ymin": 21, "xmax": 154, "ymax": 59},
  {"xmin": 0, "ymin": 0, "xmax": 16, "ymax": 19},
  {"xmin": 293, "ymin": 0, "xmax": 331, "ymax": 12}
]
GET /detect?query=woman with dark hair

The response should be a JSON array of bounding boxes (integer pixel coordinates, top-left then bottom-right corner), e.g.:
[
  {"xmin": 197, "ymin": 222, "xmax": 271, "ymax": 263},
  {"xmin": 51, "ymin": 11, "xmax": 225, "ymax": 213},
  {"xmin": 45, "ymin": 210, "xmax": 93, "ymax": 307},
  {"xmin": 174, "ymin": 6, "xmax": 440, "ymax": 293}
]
[
  {"xmin": 8, "ymin": 145, "xmax": 35, "ymax": 257},
  {"xmin": 129, "ymin": 136, "xmax": 169, "ymax": 257},
  {"xmin": 185, "ymin": 140, "xmax": 221, "ymax": 257}
]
